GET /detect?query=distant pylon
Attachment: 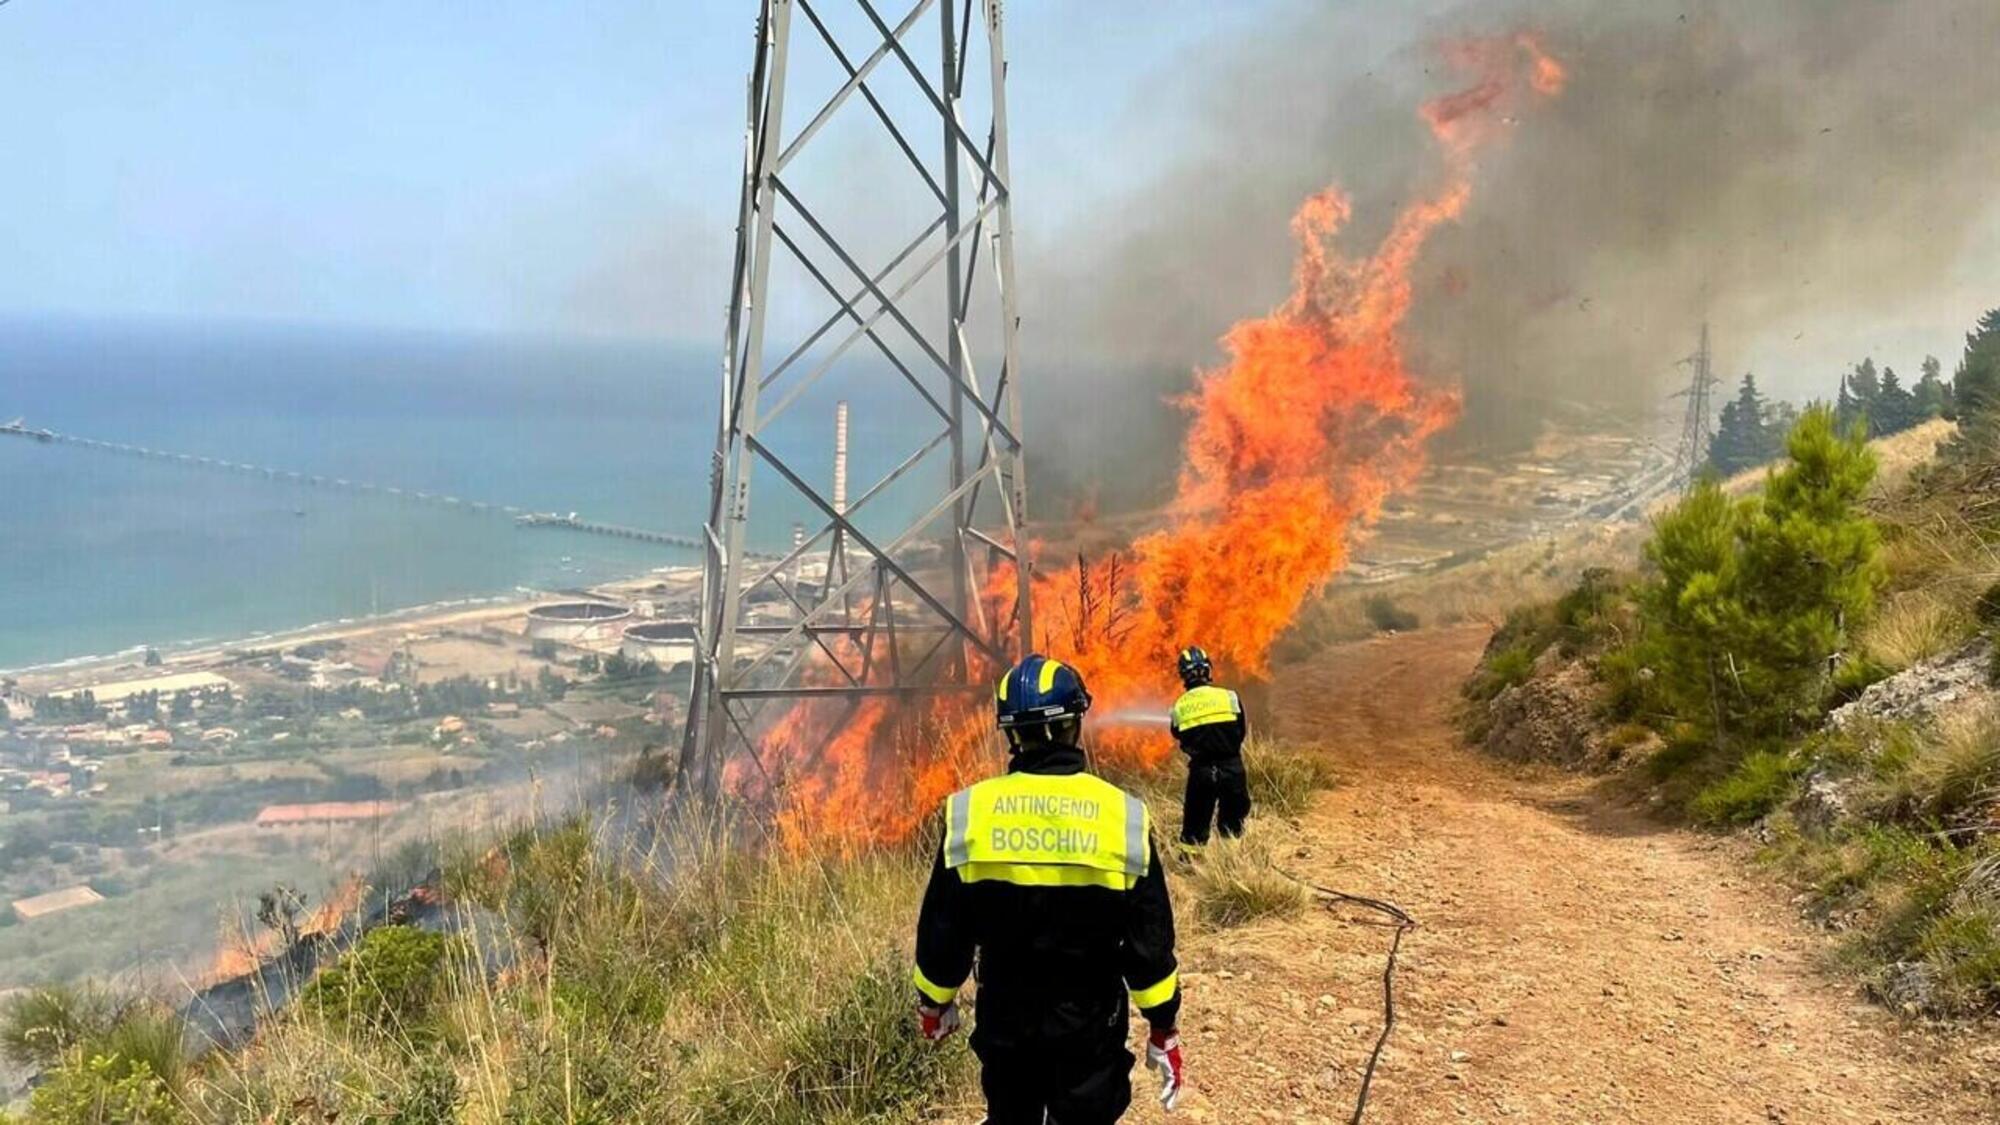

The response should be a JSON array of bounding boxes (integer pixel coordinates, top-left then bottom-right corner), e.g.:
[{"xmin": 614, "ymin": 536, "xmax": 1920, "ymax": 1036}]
[
  {"xmin": 1669, "ymin": 322, "xmax": 1720, "ymax": 490},
  {"xmin": 678, "ymin": 0, "xmax": 1036, "ymax": 801}
]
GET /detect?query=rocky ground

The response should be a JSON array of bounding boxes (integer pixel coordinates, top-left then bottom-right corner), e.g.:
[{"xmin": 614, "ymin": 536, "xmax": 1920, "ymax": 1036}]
[{"xmin": 954, "ymin": 626, "xmax": 1999, "ymax": 1123}]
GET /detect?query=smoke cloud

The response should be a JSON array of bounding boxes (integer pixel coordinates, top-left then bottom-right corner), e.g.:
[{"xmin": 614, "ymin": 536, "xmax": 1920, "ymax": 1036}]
[{"xmin": 1021, "ymin": 0, "xmax": 2000, "ymax": 506}]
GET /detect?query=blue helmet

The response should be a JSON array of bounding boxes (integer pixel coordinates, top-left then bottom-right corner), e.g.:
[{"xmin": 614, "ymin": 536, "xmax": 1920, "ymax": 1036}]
[
  {"xmin": 995, "ymin": 654, "xmax": 1092, "ymax": 734},
  {"xmin": 1177, "ymin": 646, "xmax": 1213, "ymax": 687}
]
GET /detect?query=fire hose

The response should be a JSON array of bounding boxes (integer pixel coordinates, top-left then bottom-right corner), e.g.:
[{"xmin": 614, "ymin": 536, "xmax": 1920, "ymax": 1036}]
[{"xmin": 1276, "ymin": 868, "xmax": 1416, "ymax": 1125}]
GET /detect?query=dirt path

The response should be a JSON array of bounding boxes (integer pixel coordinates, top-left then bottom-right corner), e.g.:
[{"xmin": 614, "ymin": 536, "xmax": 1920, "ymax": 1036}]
[{"xmin": 1119, "ymin": 626, "xmax": 1998, "ymax": 1123}]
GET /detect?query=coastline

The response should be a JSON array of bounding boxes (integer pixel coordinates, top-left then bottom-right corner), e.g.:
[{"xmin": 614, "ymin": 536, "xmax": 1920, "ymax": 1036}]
[{"xmin": 3, "ymin": 566, "xmax": 697, "ymax": 692}]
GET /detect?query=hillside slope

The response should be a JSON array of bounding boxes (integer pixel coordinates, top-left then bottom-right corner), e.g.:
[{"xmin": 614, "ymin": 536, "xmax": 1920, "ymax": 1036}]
[{"xmin": 969, "ymin": 627, "xmax": 1995, "ymax": 1123}]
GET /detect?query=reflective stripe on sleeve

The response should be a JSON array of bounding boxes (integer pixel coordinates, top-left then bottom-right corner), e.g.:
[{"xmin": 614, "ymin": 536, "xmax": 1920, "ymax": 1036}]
[
  {"xmin": 913, "ymin": 964, "xmax": 959, "ymax": 1005},
  {"xmin": 944, "ymin": 789, "xmax": 973, "ymax": 868},
  {"xmin": 953, "ymin": 862, "xmax": 1138, "ymax": 889},
  {"xmin": 1129, "ymin": 970, "xmax": 1179, "ymax": 1010},
  {"xmin": 1123, "ymin": 794, "xmax": 1148, "ymax": 878}
]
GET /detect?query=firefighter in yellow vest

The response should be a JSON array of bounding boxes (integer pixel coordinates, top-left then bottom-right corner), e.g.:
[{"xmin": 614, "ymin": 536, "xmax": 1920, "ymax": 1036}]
[
  {"xmin": 1170, "ymin": 646, "xmax": 1251, "ymax": 847},
  {"xmin": 913, "ymin": 654, "xmax": 1185, "ymax": 1122}
]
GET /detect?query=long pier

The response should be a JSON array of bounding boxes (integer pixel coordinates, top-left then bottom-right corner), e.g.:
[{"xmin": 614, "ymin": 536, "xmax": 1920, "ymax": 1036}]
[
  {"xmin": 514, "ymin": 512, "xmax": 703, "ymax": 551},
  {"xmin": 2, "ymin": 419, "xmax": 712, "ymax": 551}
]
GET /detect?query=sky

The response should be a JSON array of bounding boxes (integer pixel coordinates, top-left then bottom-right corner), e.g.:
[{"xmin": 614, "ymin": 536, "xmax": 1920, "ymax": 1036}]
[
  {"xmin": 3, "ymin": 0, "xmax": 1996, "ymax": 413},
  {"xmin": 0, "ymin": 1, "xmax": 1283, "ymax": 341}
]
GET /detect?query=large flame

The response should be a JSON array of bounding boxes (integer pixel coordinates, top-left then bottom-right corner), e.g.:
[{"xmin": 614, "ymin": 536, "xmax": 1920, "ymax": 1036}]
[{"xmin": 744, "ymin": 33, "xmax": 1564, "ymax": 849}]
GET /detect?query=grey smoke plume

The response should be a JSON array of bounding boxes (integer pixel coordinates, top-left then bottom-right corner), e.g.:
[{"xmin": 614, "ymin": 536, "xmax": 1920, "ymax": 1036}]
[{"xmin": 1021, "ymin": 0, "xmax": 2000, "ymax": 506}]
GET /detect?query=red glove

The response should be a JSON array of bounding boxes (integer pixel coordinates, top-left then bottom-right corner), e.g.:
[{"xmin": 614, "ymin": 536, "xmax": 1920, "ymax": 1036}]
[
  {"xmin": 916, "ymin": 999, "xmax": 961, "ymax": 1043},
  {"xmin": 1146, "ymin": 1027, "xmax": 1184, "ymax": 1111}
]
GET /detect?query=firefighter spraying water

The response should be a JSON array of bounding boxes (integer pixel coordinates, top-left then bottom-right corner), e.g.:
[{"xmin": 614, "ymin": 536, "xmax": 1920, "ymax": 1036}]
[
  {"xmin": 913, "ymin": 655, "xmax": 1184, "ymax": 1122},
  {"xmin": 742, "ymin": 31, "xmax": 1567, "ymax": 852}
]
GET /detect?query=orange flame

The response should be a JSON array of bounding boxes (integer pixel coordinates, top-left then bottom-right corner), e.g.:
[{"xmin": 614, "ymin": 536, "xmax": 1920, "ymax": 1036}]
[{"xmin": 746, "ymin": 33, "xmax": 1564, "ymax": 848}]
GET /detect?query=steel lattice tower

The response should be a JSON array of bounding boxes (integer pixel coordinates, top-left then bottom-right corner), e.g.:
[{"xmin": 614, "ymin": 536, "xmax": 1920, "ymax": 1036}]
[
  {"xmin": 1669, "ymin": 322, "xmax": 1720, "ymax": 490},
  {"xmin": 679, "ymin": 0, "xmax": 1035, "ymax": 799}
]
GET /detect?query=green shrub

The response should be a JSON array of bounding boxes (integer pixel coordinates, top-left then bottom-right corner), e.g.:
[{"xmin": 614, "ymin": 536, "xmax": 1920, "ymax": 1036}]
[
  {"xmin": 382, "ymin": 1056, "xmax": 461, "ymax": 1125},
  {"xmin": 1245, "ymin": 741, "xmax": 1337, "ymax": 818},
  {"xmin": 500, "ymin": 1027, "xmax": 668, "ymax": 1124},
  {"xmin": 300, "ymin": 925, "xmax": 459, "ymax": 1039},
  {"xmin": 774, "ymin": 951, "xmax": 972, "ymax": 1123},
  {"xmin": 89, "ymin": 1005, "xmax": 187, "ymax": 1095},
  {"xmin": 1830, "ymin": 654, "xmax": 1891, "ymax": 704},
  {"xmin": 1691, "ymin": 750, "xmax": 1804, "ymax": 826},
  {"xmin": 1645, "ymin": 732, "xmax": 1709, "ymax": 782},
  {"xmin": 1595, "ymin": 644, "xmax": 1656, "ymax": 722},
  {"xmin": 1465, "ymin": 644, "xmax": 1536, "ymax": 704},
  {"xmin": 1362, "ymin": 594, "xmax": 1420, "ymax": 633},
  {"xmin": 1917, "ymin": 901, "xmax": 2000, "ymax": 1012},
  {"xmin": 27, "ymin": 1054, "xmax": 182, "ymax": 1125},
  {"xmin": 1, "ymin": 983, "xmax": 114, "ymax": 1069}
]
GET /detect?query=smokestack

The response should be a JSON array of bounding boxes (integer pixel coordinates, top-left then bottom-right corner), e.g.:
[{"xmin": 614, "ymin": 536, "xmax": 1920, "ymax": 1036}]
[{"xmin": 833, "ymin": 400, "xmax": 850, "ymax": 517}]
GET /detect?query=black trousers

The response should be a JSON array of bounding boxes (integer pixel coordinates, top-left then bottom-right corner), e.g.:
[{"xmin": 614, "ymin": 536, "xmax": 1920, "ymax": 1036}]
[
  {"xmin": 976, "ymin": 1036, "xmax": 1133, "ymax": 1124},
  {"xmin": 1181, "ymin": 755, "xmax": 1250, "ymax": 845}
]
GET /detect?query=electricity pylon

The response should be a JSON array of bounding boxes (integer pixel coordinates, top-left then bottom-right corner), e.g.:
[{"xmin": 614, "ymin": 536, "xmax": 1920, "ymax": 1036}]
[
  {"xmin": 1669, "ymin": 322, "xmax": 1720, "ymax": 490},
  {"xmin": 679, "ymin": 0, "xmax": 1035, "ymax": 800}
]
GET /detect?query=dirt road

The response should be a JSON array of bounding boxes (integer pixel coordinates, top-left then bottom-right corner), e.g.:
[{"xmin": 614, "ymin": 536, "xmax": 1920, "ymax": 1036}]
[{"xmin": 1125, "ymin": 626, "xmax": 1997, "ymax": 1123}]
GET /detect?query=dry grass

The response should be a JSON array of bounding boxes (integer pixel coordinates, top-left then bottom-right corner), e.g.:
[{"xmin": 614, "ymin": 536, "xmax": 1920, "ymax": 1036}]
[
  {"xmin": 1290, "ymin": 521, "xmax": 1647, "ymax": 651},
  {"xmin": 1859, "ymin": 589, "xmax": 1977, "ymax": 672},
  {"xmin": 176, "ymin": 811, "xmax": 972, "ymax": 1124},
  {"xmin": 1901, "ymin": 704, "xmax": 2000, "ymax": 825},
  {"xmin": 1184, "ymin": 834, "xmax": 1308, "ymax": 929},
  {"xmin": 1245, "ymin": 738, "xmax": 1338, "ymax": 818}
]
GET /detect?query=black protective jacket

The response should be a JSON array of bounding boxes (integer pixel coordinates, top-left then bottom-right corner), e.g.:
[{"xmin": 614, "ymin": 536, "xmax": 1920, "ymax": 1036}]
[{"xmin": 913, "ymin": 744, "xmax": 1180, "ymax": 1050}]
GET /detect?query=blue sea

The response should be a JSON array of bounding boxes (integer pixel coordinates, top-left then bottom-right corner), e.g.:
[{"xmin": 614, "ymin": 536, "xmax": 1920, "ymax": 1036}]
[{"xmin": 0, "ymin": 317, "xmax": 925, "ymax": 670}]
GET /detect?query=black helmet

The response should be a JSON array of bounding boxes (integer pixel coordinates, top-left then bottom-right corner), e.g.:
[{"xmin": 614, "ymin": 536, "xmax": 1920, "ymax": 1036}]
[
  {"xmin": 1176, "ymin": 646, "xmax": 1213, "ymax": 688},
  {"xmin": 996, "ymin": 654, "xmax": 1092, "ymax": 748}
]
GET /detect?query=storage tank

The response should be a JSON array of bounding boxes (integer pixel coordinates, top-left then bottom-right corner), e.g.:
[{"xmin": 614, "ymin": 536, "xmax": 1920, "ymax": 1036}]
[
  {"xmin": 620, "ymin": 620, "xmax": 697, "ymax": 668},
  {"xmin": 524, "ymin": 601, "xmax": 633, "ymax": 645}
]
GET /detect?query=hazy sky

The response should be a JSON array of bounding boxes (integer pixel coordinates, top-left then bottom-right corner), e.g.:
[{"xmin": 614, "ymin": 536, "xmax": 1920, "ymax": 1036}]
[
  {"xmin": 0, "ymin": 2, "xmax": 1285, "ymax": 339},
  {"xmin": 4, "ymin": 1, "xmax": 1995, "ymax": 412}
]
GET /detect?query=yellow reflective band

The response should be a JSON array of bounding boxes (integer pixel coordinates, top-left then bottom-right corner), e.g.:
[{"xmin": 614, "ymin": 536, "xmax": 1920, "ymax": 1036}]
[
  {"xmin": 997, "ymin": 673, "xmax": 1009, "ymax": 702},
  {"xmin": 1129, "ymin": 970, "xmax": 1179, "ymax": 1010},
  {"xmin": 1038, "ymin": 658, "xmax": 1065, "ymax": 693},
  {"xmin": 953, "ymin": 861, "xmax": 1138, "ymax": 890},
  {"xmin": 1173, "ymin": 685, "xmax": 1240, "ymax": 730},
  {"xmin": 913, "ymin": 964, "xmax": 959, "ymax": 1005},
  {"xmin": 1179, "ymin": 648, "xmax": 1190, "ymax": 663}
]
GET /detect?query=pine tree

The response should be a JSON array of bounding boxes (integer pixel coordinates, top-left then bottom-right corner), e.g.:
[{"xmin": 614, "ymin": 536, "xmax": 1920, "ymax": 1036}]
[
  {"xmin": 1954, "ymin": 308, "xmax": 2000, "ymax": 422},
  {"xmin": 1875, "ymin": 365, "xmax": 1916, "ymax": 435},
  {"xmin": 1737, "ymin": 406, "xmax": 1881, "ymax": 728},
  {"xmin": 1642, "ymin": 405, "xmax": 1880, "ymax": 747},
  {"xmin": 1847, "ymin": 357, "xmax": 1881, "ymax": 428},
  {"xmin": 1914, "ymin": 354, "xmax": 1951, "ymax": 420},
  {"xmin": 1835, "ymin": 374, "xmax": 1857, "ymax": 428},
  {"xmin": 1708, "ymin": 373, "xmax": 1772, "ymax": 475}
]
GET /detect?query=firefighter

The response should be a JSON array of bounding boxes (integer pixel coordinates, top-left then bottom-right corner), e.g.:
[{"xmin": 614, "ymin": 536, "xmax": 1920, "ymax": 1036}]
[
  {"xmin": 1169, "ymin": 646, "xmax": 1251, "ymax": 848},
  {"xmin": 913, "ymin": 654, "xmax": 1186, "ymax": 1122}
]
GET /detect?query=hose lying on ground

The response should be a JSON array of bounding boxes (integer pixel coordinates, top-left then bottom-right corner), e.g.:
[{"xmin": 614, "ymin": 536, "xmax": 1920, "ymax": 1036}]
[{"xmin": 1276, "ymin": 869, "xmax": 1417, "ymax": 1125}]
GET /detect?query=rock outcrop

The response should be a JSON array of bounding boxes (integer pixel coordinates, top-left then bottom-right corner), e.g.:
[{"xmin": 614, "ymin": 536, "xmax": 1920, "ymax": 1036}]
[
  {"xmin": 1479, "ymin": 654, "xmax": 1648, "ymax": 771},
  {"xmin": 1829, "ymin": 637, "xmax": 1993, "ymax": 730}
]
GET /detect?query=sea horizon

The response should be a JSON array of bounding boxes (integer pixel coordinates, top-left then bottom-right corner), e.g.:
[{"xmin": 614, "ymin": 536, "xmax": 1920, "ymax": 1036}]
[{"xmin": 0, "ymin": 316, "xmax": 927, "ymax": 669}]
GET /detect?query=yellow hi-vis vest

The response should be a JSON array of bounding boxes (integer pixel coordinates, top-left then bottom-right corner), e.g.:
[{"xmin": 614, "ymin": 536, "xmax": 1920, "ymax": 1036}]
[
  {"xmin": 1171, "ymin": 684, "xmax": 1242, "ymax": 732},
  {"xmin": 942, "ymin": 771, "xmax": 1151, "ymax": 891}
]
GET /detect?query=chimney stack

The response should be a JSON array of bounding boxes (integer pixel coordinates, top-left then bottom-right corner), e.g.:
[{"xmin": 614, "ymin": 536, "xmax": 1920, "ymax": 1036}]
[{"xmin": 833, "ymin": 400, "xmax": 850, "ymax": 517}]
